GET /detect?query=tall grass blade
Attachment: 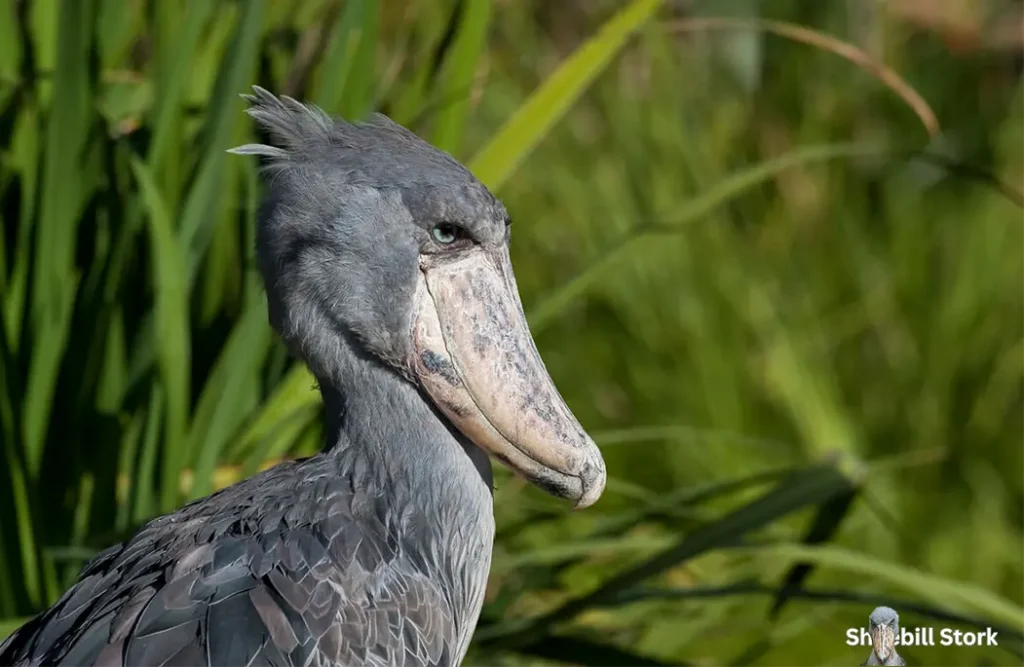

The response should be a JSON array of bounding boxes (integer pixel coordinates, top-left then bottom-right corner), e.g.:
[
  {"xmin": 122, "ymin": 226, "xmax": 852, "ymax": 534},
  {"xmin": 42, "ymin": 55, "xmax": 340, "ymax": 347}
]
[
  {"xmin": 146, "ymin": 0, "xmax": 215, "ymax": 171},
  {"xmin": 332, "ymin": 0, "xmax": 379, "ymax": 120},
  {"xmin": 485, "ymin": 464, "xmax": 856, "ymax": 648},
  {"xmin": 611, "ymin": 583, "xmax": 1024, "ymax": 647},
  {"xmin": 130, "ymin": 385, "xmax": 165, "ymax": 525},
  {"xmin": 588, "ymin": 465, "xmax": 800, "ymax": 540},
  {"xmin": 114, "ymin": 411, "xmax": 145, "ymax": 533},
  {"xmin": 663, "ymin": 18, "xmax": 940, "ymax": 138},
  {"xmin": 0, "ymin": 429, "xmax": 39, "ymax": 608},
  {"xmin": 751, "ymin": 543, "xmax": 1024, "ymax": 630},
  {"xmin": 22, "ymin": 0, "xmax": 94, "ymax": 476},
  {"xmin": 768, "ymin": 488, "xmax": 858, "ymax": 618},
  {"xmin": 312, "ymin": 0, "xmax": 372, "ymax": 113},
  {"xmin": 179, "ymin": 0, "xmax": 264, "ymax": 279},
  {"xmin": 430, "ymin": 0, "xmax": 491, "ymax": 155},
  {"xmin": 0, "ymin": 0, "xmax": 20, "ymax": 85},
  {"xmin": 468, "ymin": 0, "xmax": 664, "ymax": 190},
  {"xmin": 185, "ymin": 303, "xmax": 272, "ymax": 500},
  {"xmin": 130, "ymin": 158, "xmax": 190, "ymax": 513},
  {"xmin": 2, "ymin": 105, "xmax": 41, "ymax": 350},
  {"xmin": 2, "ymin": 107, "xmax": 40, "ymax": 352},
  {"xmin": 229, "ymin": 365, "xmax": 318, "ymax": 460},
  {"xmin": 527, "ymin": 143, "xmax": 877, "ymax": 332}
]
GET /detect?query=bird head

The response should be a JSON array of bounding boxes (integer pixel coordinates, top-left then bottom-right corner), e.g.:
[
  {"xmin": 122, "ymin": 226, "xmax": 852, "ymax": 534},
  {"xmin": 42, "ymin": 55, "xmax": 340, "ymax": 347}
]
[
  {"xmin": 869, "ymin": 606, "xmax": 900, "ymax": 663},
  {"xmin": 231, "ymin": 87, "xmax": 606, "ymax": 509}
]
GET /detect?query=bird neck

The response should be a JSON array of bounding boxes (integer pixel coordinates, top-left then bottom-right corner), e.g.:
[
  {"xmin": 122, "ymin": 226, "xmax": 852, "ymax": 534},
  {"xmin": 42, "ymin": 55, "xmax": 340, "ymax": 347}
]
[{"xmin": 316, "ymin": 344, "xmax": 494, "ymax": 511}]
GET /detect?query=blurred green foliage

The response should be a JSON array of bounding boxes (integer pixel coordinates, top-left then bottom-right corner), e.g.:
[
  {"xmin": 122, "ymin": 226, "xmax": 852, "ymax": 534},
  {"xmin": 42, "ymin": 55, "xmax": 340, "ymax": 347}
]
[{"xmin": 1, "ymin": 0, "xmax": 1022, "ymax": 665}]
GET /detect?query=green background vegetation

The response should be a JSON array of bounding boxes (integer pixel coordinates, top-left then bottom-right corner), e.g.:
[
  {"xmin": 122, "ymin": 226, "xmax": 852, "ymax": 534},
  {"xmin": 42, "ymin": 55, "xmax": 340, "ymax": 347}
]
[{"xmin": 1, "ymin": 0, "xmax": 1021, "ymax": 664}]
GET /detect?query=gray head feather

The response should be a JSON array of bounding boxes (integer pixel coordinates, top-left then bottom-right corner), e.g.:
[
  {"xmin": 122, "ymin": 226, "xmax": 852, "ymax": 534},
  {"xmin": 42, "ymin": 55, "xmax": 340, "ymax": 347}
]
[
  {"xmin": 228, "ymin": 86, "xmax": 508, "ymax": 385},
  {"xmin": 228, "ymin": 86, "xmax": 485, "ymax": 193},
  {"xmin": 228, "ymin": 86, "xmax": 331, "ymax": 160},
  {"xmin": 869, "ymin": 606, "xmax": 900, "ymax": 630}
]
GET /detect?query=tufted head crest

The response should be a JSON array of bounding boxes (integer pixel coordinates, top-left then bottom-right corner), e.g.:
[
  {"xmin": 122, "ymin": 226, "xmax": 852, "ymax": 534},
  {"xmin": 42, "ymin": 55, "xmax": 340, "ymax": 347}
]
[{"xmin": 228, "ymin": 86, "xmax": 477, "ymax": 191}]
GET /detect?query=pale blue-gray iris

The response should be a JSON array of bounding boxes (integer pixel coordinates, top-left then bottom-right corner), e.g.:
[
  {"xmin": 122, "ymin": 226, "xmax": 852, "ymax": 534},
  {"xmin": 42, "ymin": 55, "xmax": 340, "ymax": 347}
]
[{"xmin": 0, "ymin": 87, "xmax": 606, "ymax": 667}]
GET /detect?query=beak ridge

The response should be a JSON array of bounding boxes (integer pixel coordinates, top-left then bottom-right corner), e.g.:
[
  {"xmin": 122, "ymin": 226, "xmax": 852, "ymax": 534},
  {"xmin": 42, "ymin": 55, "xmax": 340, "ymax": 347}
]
[
  {"xmin": 871, "ymin": 625, "xmax": 895, "ymax": 662},
  {"xmin": 410, "ymin": 248, "xmax": 606, "ymax": 508}
]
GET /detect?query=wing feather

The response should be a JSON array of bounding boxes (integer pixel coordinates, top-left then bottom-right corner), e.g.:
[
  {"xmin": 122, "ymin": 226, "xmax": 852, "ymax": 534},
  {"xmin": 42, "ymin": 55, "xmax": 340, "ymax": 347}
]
[{"xmin": 0, "ymin": 465, "xmax": 469, "ymax": 667}]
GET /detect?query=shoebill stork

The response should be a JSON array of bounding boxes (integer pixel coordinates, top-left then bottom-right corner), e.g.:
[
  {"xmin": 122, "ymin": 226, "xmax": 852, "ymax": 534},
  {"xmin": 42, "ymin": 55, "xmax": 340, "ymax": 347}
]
[
  {"xmin": 863, "ymin": 607, "xmax": 907, "ymax": 665},
  {"xmin": 0, "ymin": 87, "xmax": 606, "ymax": 667}
]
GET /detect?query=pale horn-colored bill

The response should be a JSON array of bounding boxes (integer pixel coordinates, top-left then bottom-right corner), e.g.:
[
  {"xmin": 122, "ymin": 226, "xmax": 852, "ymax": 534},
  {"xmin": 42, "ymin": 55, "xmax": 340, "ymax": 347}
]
[{"xmin": 410, "ymin": 247, "xmax": 605, "ymax": 508}]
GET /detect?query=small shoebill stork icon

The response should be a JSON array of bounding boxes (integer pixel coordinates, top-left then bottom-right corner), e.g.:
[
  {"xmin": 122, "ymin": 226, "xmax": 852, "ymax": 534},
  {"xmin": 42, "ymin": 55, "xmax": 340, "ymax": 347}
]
[{"xmin": 863, "ymin": 606, "xmax": 906, "ymax": 665}]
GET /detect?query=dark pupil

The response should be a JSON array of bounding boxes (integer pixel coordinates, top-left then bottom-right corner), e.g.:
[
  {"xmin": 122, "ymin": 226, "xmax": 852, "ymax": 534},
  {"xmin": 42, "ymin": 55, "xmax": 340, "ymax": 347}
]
[{"xmin": 434, "ymin": 224, "xmax": 457, "ymax": 243}]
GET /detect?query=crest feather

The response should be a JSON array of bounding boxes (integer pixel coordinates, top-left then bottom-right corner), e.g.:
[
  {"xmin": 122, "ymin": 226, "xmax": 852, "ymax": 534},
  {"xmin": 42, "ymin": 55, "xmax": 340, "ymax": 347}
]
[{"xmin": 227, "ymin": 86, "xmax": 333, "ymax": 160}]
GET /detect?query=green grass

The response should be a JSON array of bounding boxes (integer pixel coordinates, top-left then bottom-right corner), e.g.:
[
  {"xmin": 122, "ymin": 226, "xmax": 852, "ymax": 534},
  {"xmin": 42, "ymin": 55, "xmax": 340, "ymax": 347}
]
[{"xmin": 0, "ymin": 0, "xmax": 1021, "ymax": 665}]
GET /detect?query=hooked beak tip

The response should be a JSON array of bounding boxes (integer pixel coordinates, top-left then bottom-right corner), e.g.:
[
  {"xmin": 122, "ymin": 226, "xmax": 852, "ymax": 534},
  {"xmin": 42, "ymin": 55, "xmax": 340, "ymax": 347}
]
[{"xmin": 573, "ymin": 448, "xmax": 606, "ymax": 509}]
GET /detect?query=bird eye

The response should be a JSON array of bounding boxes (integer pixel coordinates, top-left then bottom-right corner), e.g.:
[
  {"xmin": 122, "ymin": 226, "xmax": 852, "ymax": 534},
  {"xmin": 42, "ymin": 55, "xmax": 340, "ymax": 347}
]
[{"xmin": 431, "ymin": 223, "xmax": 462, "ymax": 245}]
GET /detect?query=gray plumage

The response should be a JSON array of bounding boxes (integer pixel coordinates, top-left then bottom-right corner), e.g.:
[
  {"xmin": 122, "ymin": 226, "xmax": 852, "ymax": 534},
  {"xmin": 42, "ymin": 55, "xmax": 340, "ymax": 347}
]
[
  {"xmin": 863, "ymin": 606, "xmax": 906, "ymax": 666},
  {"xmin": 0, "ymin": 87, "xmax": 563, "ymax": 667}
]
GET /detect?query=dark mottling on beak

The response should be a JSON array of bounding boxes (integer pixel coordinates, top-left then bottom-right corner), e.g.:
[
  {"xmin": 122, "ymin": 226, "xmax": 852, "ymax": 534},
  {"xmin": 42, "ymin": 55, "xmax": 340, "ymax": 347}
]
[
  {"xmin": 528, "ymin": 470, "xmax": 577, "ymax": 498},
  {"xmin": 438, "ymin": 398, "xmax": 469, "ymax": 418},
  {"xmin": 420, "ymin": 351, "xmax": 461, "ymax": 387}
]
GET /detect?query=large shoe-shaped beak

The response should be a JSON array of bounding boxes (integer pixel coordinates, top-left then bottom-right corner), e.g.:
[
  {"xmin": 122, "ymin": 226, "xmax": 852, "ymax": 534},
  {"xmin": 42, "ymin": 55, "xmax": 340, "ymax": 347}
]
[
  {"xmin": 410, "ymin": 246, "xmax": 605, "ymax": 508},
  {"xmin": 872, "ymin": 624, "xmax": 895, "ymax": 663}
]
